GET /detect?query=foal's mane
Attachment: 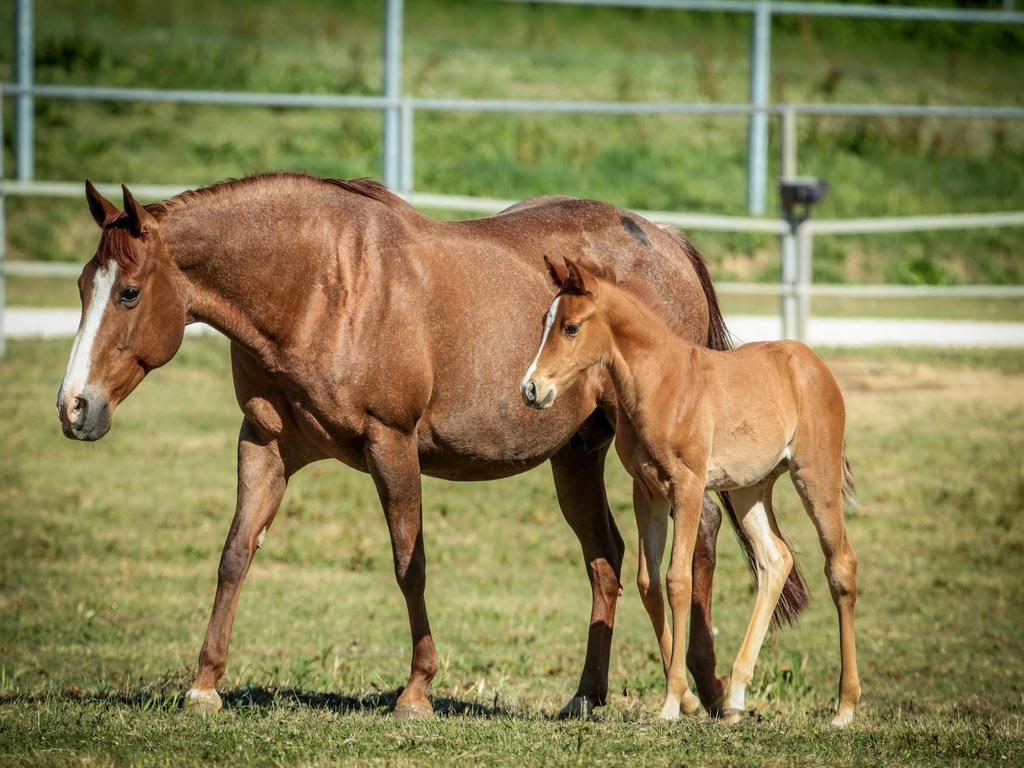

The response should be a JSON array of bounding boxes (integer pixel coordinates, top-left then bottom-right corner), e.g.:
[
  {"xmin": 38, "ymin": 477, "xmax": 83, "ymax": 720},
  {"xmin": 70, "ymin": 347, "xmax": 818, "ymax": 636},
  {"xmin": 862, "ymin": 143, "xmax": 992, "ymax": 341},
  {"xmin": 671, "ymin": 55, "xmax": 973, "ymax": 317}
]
[
  {"xmin": 95, "ymin": 173, "xmax": 408, "ymax": 270},
  {"xmin": 563, "ymin": 256, "xmax": 676, "ymax": 329}
]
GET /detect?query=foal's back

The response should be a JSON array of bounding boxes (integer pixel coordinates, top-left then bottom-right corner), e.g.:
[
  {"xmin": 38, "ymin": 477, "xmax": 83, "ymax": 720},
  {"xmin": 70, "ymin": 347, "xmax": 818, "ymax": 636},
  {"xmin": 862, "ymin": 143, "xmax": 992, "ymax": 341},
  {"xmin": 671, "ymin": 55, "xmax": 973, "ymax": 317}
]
[{"xmin": 691, "ymin": 340, "xmax": 845, "ymax": 489}]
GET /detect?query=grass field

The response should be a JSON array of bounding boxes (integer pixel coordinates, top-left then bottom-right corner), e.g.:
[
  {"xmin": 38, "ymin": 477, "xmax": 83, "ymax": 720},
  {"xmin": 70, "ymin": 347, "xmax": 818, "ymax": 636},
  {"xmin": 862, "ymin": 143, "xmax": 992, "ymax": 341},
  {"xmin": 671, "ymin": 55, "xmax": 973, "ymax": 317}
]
[
  {"xmin": 1, "ymin": 336, "xmax": 1022, "ymax": 766},
  {"xmin": 1, "ymin": 0, "xmax": 1023, "ymax": 284}
]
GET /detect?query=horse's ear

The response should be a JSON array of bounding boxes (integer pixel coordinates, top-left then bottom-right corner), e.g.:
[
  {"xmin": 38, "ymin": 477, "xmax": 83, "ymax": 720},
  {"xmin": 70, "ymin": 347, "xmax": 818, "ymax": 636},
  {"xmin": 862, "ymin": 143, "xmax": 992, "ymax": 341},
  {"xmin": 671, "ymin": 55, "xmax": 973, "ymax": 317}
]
[
  {"xmin": 564, "ymin": 257, "xmax": 598, "ymax": 296},
  {"xmin": 85, "ymin": 180, "xmax": 119, "ymax": 228},
  {"xmin": 122, "ymin": 184, "xmax": 158, "ymax": 236},
  {"xmin": 543, "ymin": 254, "xmax": 568, "ymax": 288}
]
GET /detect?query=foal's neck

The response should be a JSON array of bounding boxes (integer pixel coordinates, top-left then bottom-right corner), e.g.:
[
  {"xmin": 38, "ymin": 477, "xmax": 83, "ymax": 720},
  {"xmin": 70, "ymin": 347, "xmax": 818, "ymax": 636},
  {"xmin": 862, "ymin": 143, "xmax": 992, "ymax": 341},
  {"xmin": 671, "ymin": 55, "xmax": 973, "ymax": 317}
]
[{"xmin": 602, "ymin": 284, "xmax": 701, "ymax": 421}]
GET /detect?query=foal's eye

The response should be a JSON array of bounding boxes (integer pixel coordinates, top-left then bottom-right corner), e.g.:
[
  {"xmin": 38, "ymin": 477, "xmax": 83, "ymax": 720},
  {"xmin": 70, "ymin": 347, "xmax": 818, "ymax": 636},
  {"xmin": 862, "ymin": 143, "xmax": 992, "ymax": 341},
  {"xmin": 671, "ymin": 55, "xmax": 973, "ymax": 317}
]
[
  {"xmin": 119, "ymin": 286, "xmax": 141, "ymax": 306},
  {"xmin": 564, "ymin": 323, "xmax": 580, "ymax": 337}
]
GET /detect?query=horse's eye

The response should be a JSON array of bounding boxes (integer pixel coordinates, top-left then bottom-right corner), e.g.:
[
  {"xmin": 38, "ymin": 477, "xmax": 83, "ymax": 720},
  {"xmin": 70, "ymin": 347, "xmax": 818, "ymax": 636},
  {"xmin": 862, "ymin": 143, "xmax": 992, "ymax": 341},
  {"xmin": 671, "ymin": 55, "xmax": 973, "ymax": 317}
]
[
  {"xmin": 565, "ymin": 323, "xmax": 580, "ymax": 337},
  {"xmin": 119, "ymin": 286, "xmax": 141, "ymax": 306}
]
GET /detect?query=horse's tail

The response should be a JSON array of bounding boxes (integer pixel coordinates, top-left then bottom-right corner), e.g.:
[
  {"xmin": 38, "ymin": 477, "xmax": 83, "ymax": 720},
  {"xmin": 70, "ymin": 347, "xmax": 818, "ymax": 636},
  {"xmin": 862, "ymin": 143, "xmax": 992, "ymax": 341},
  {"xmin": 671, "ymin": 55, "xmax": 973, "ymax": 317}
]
[
  {"xmin": 841, "ymin": 440, "xmax": 858, "ymax": 511},
  {"xmin": 660, "ymin": 223, "xmax": 810, "ymax": 628},
  {"xmin": 718, "ymin": 489, "xmax": 810, "ymax": 628},
  {"xmin": 657, "ymin": 224, "xmax": 731, "ymax": 352}
]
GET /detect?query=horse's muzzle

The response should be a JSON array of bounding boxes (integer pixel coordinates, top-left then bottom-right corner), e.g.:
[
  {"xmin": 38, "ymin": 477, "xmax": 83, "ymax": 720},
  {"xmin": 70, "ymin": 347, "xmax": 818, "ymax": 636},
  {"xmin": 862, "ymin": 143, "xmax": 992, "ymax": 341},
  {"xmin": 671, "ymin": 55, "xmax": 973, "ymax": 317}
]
[{"xmin": 57, "ymin": 386, "xmax": 112, "ymax": 441}]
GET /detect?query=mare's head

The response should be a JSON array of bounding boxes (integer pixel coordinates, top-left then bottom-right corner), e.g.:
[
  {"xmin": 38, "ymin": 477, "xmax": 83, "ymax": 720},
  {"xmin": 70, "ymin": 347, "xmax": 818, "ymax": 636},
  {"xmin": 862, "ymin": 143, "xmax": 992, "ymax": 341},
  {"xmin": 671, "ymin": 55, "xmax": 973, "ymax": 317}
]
[
  {"xmin": 520, "ymin": 256, "xmax": 610, "ymax": 410},
  {"xmin": 56, "ymin": 182, "xmax": 187, "ymax": 441}
]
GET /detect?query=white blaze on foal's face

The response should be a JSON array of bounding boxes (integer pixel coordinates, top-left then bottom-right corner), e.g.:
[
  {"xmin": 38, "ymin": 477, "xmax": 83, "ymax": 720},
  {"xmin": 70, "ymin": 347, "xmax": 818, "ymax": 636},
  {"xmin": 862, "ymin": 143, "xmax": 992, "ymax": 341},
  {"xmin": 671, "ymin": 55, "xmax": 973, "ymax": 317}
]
[{"xmin": 520, "ymin": 296, "xmax": 568, "ymax": 409}]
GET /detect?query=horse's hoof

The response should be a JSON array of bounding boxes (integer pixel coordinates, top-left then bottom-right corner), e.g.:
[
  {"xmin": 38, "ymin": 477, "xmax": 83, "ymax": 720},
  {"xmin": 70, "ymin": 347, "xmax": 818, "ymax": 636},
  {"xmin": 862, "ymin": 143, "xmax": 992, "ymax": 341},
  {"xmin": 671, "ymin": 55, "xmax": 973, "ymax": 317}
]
[
  {"xmin": 830, "ymin": 708, "xmax": 855, "ymax": 728},
  {"xmin": 720, "ymin": 708, "xmax": 745, "ymax": 725},
  {"xmin": 392, "ymin": 702, "xmax": 434, "ymax": 720},
  {"xmin": 558, "ymin": 696, "xmax": 596, "ymax": 720},
  {"xmin": 184, "ymin": 687, "xmax": 222, "ymax": 714}
]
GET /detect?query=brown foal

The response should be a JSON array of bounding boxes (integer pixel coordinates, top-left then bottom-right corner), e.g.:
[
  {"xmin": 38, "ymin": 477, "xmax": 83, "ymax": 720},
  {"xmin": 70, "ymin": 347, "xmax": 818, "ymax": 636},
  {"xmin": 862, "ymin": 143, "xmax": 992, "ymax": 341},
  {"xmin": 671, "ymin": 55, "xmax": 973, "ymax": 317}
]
[
  {"xmin": 57, "ymin": 174, "xmax": 763, "ymax": 718},
  {"xmin": 522, "ymin": 256, "xmax": 861, "ymax": 727}
]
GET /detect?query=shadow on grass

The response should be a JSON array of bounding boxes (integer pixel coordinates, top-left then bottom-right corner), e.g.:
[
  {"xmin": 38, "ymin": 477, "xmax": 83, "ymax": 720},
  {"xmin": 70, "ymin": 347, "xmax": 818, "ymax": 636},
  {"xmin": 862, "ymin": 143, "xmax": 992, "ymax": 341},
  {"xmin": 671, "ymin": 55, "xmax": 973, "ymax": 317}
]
[{"xmin": 0, "ymin": 686, "xmax": 513, "ymax": 719}]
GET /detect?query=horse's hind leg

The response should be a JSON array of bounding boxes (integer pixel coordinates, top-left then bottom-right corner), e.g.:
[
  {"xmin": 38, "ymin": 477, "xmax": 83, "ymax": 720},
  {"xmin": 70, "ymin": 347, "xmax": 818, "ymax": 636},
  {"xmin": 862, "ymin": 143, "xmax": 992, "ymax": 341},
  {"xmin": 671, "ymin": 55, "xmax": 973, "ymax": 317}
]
[
  {"xmin": 186, "ymin": 420, "xmax": 290, "ymax": 712},
  {"xmin": 633, "ymin": 483, "xmax": 673, "ymax": 677},
  {"xmin": 687, "ymin": 495, "xmax": 727, "ymax": 713},
  {"xmin": 550, "ymin": 440, "xmax": 624, "ymax": 719},
  {"xmin": 790, "ymin": 459, "xmax": 861, "ymax": 727},
  {"xmin": 721, "ymin": 481, "xmax": 794, "ymax": 723}
]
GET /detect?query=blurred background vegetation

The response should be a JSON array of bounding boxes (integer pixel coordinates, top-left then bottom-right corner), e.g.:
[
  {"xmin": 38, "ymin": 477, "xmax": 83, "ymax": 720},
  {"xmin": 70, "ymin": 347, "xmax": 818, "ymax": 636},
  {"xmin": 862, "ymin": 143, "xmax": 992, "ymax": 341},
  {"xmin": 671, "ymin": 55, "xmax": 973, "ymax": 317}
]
[{"xmin": 1, "ymin": 0, "xmax": 1022, "ymax": 285}]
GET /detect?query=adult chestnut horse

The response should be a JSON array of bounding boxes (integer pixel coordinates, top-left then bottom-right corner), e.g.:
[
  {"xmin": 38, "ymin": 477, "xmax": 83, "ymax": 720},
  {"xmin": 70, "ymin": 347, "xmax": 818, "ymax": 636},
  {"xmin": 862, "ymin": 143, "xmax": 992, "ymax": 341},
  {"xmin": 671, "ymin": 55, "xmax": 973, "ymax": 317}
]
[{"xmin": 56, "ymin": 173, "xmax": 803, "ymax": 718}]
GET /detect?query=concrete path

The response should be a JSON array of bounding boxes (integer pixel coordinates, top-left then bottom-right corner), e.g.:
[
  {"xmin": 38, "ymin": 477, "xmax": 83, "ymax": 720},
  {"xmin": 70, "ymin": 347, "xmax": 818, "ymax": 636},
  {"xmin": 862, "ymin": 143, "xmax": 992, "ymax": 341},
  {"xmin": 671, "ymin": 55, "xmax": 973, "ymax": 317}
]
[{"xmin": 5, "ymin": 308, "xmax": 1024, "ymax": 347}]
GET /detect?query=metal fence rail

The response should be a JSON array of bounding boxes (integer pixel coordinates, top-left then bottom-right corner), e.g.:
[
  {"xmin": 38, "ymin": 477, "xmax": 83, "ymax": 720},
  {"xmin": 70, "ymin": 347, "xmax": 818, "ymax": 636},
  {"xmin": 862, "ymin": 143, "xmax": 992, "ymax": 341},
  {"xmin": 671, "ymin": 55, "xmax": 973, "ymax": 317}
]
[{"xmin": 3, "ymin": 0, "xmax": 1024, "ymax": 356}]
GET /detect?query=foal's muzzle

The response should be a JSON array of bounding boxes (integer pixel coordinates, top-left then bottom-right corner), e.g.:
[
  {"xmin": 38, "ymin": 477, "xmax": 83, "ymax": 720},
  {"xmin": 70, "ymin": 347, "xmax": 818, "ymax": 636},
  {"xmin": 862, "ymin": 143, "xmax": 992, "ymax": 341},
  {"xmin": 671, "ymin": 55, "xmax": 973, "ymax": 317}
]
[
  {"xmin": 57, "ymin": 385, "xmax": 112, "ymax": 441},
  {"xmin": 520, "ymin": 378, "xmax": 556, "ymax": 410}
]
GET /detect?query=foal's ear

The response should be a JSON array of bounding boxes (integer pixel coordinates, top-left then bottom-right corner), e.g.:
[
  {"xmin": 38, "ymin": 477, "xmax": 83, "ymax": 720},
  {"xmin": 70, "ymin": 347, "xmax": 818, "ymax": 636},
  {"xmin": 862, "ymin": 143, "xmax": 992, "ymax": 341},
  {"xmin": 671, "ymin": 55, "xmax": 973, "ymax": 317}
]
[
  {"xmin": 543, "ymin": 254, "xmax": 569, "ymax": 288},
  {"xmin": 122, "ymin": 184, "xmax": 158, "ymax": 237},
  {"xmin": 85, "ymin": 180, "xmax": 119, "ymax": 228},
  {"xmin": 564, "ymin": 257, "xmax": 598, "ymax": 296}
]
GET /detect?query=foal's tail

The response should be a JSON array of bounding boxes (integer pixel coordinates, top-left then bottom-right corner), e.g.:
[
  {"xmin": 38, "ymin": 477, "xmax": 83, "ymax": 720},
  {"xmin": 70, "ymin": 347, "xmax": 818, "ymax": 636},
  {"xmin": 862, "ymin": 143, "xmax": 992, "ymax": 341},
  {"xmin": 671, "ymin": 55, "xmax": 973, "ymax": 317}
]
[{"xmin": 661, "ymin": 223, "xmax": 809, "ymax": 628}]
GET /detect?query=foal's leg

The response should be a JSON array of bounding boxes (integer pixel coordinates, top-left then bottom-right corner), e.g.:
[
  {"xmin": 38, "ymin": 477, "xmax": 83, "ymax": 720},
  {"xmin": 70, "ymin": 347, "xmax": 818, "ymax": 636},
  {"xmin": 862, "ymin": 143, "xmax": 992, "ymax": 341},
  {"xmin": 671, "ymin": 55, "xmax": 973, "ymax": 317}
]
[
  {"xmin": 186, "ymin": 420, "xmax": 290, "ymax": 712},
  {"xmin": 721, "ymin": 482, "xmax": 794, "ymax": 724},
  {"xmin": 791, "ymin": 461, "xmax": 861, "ymax": 727},
  {"xmin": 633, "ymin": 484, "xmax": 672, "ymax": 675},
  {"xmin": 364, "ymin": 420, "xmax": 439, "ymax": 718},
  {"xmin": 660, "ymin": 470, "xmax": 706, "ymax": 720},
  {"xmin": 550, "ymin": 441, "xmax": 624, "ymax": 718}
]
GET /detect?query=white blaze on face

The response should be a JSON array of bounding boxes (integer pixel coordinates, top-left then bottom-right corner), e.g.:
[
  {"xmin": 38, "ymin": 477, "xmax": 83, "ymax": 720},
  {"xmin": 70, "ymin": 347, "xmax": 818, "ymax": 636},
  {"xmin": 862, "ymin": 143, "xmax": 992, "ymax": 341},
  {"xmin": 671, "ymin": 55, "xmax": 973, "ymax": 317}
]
[
  {"xmin": 61, "ymin": 263, "xmax": 119, "ymax": 410},
  {"xmin": 521, "ymin": 296, "xmax": 561, "ymax": 390}
]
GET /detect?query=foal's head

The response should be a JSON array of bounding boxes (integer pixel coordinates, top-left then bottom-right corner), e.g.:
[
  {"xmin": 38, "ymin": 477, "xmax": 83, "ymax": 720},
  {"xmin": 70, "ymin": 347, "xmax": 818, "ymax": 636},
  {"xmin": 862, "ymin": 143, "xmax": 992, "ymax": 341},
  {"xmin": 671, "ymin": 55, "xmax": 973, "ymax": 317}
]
[
  {"xmin": 56, "ymin": 182, "xmax": 187, "ymax": 441},
  {"xmin": 520, "ymin": 256, "xmax": 610, "ymax": 410}
]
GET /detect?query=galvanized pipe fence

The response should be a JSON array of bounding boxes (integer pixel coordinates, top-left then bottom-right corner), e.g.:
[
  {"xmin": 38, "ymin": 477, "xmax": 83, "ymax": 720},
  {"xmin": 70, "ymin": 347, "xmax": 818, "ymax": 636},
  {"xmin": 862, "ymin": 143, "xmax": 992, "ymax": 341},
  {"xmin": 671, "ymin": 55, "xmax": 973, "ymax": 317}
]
[{"xmin": 3, "ymin": 0, "xmax": 1024, "ymax": 356}]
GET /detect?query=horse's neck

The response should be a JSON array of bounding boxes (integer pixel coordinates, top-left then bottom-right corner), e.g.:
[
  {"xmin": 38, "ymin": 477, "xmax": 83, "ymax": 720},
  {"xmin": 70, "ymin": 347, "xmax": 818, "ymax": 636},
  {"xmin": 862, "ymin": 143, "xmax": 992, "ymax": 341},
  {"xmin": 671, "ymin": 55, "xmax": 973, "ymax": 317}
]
[
  {"xmin": 162, "ymin": 190, "xmax": 371, "ymax": 367},
  {"xmin": 604, "ymin": 287, "xmax": 698, "ymax": 424}
]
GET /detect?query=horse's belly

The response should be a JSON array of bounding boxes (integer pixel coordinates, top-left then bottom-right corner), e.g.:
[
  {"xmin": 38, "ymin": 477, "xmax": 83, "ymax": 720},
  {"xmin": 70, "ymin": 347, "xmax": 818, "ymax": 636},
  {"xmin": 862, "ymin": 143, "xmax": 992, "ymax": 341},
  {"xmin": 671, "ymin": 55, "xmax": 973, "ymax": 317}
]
[{"xmin": 417, "ymin": 391, "xmax": 596, "ymax": 481}]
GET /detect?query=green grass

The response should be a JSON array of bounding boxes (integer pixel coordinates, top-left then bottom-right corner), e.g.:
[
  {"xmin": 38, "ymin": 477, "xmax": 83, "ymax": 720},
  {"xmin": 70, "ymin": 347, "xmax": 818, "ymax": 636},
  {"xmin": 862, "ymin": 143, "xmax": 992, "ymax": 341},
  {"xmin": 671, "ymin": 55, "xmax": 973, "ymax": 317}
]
[
  {"xmin": 1, "ymin": 337, "xmax": 1023, "ymax": 766},
  {"xmin": 1, "ymin": 1, "xmax": 1023, "ymax": 285}
]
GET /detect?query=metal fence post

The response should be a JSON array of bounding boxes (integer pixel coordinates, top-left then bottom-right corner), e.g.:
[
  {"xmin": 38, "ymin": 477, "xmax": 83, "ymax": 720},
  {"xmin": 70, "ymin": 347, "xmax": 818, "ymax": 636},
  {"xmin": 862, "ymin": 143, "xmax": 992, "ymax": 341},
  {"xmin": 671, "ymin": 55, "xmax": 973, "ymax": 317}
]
[
  {"xmin": 14, "ymin": 0, "xmax": 34, "ymax": 181},
  {"xmin": 400, "ymin": 98, "xmax": 414, "ymax": 193},
  {"xmin": 779, "ymin": 106, "xmax": 797, "ymax": 339},
  {"xmin": 795, "ymin": 223, "xmax": 813, "ymax": 342},
  {"xmin": 382, "ymin": 0, "xmax": 403, "ymax": 190},
  {"xmin": 746, "ymin": 0, "xmax": 771, "ymax": 216},
  {"xmin": 1, "ymin": 85, "xmax": 8, "ymax": 358}
]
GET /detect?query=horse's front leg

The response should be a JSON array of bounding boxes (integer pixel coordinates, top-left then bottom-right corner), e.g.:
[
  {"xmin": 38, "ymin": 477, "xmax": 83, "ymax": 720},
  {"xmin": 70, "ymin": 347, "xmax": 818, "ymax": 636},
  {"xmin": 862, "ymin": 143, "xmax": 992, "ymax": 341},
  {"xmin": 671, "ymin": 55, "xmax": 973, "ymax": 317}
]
[
  {"xmin": 364, "ymin": 420, "xmax": 438, "ymax": 719},
  {"xmin": 185, "ymin": 420, "xmax": 290, "ymax": 712}
]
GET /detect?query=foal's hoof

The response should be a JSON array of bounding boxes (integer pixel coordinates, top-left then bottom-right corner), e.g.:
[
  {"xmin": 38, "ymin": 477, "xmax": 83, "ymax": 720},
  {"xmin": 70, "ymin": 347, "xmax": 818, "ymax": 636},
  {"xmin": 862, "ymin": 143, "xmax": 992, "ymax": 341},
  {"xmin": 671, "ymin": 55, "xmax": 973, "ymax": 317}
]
[
  {"xmin": 830, "ymin": 708, "xmax": 855, "ymax": 728},
  {"xmin": 392, "ymin": 702, "xmax": 434, "ymax": 720},
  {"xmin": 184, "ymin": 687, "xmax": 223, "ymax": 714},
  {"xmin": 659, "ymin": 699, "xmax": 681, "ymax": 721},
  {"xmin": 720, "ymin": 708, "xmax": 745, "ymax": 725},
  {"xmin": 558, "ymin": 696, "xmax": 597, "ymax": 720}
]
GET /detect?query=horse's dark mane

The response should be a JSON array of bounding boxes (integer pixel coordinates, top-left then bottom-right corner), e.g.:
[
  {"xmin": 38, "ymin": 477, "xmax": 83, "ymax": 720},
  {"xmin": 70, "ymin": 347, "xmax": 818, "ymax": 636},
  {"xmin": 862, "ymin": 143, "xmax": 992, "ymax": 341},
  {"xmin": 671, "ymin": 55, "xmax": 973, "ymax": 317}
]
[
  {"xmin": 95, "ymin": 212, "xmax": 138, "ymax": 270},
  {"xmin": 95, "ymin": 173, "xmax": 407, "ymax": 269},
  {"xmin": 146, "ymin": 172, "xmax": 407, "ymax": 220}
]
